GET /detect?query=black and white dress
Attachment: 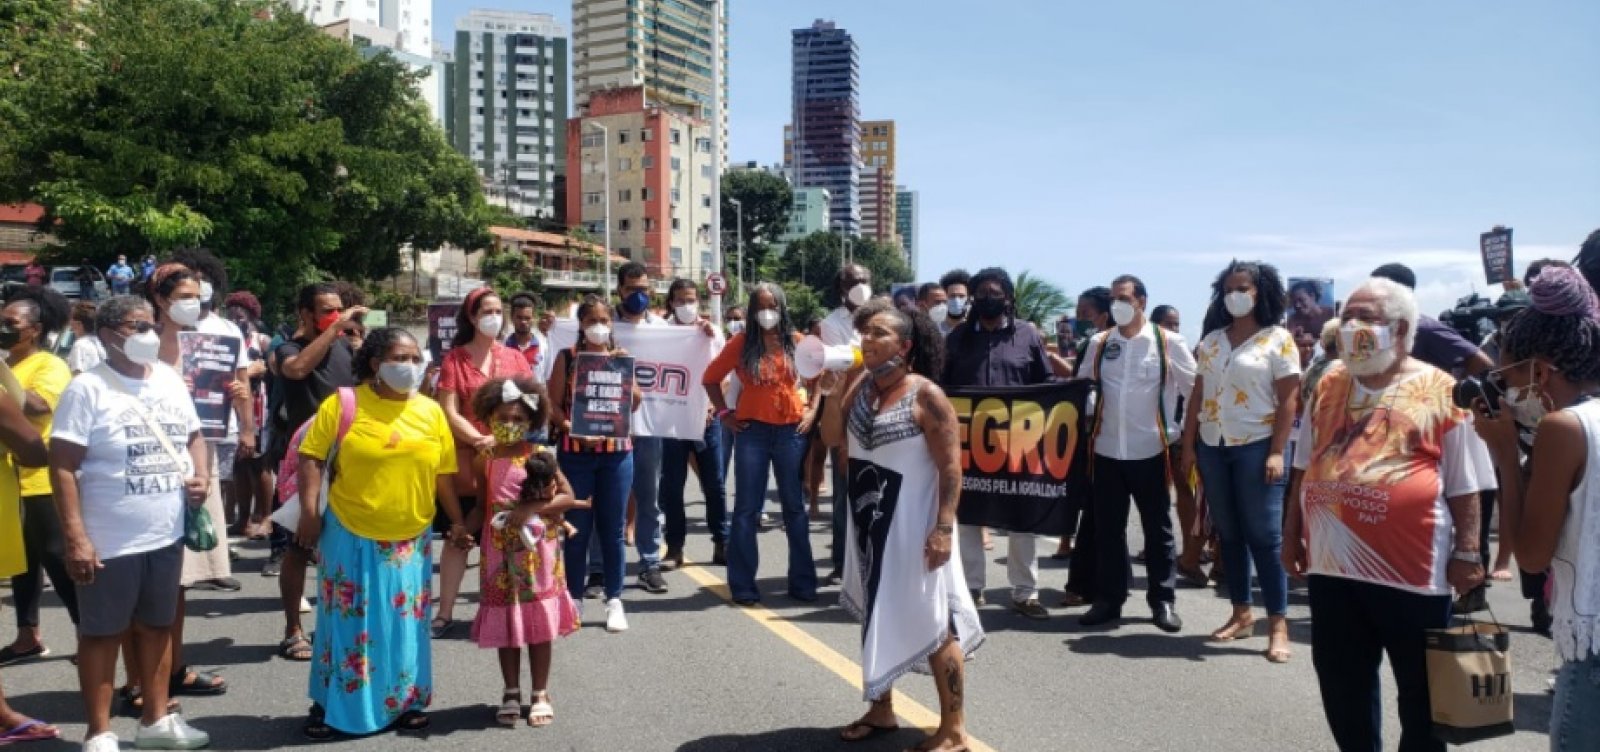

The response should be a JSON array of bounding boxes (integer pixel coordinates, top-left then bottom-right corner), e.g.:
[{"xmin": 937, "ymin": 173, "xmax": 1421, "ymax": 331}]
[{"xmin": 840, "ymin": 381, "xmax": 984, "ymax": 702}]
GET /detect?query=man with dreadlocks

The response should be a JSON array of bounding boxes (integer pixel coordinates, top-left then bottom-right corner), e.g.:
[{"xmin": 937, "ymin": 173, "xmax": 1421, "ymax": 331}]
[{"xmin": 1471, "ymin": 264, "xmax": 1600, "ymax": 749}]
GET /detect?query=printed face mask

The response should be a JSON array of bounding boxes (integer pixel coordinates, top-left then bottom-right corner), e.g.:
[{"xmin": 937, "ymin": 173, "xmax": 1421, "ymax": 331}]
[{"xmin": 491, "ymin": 420, "xmax": 527, "ymax": 446}]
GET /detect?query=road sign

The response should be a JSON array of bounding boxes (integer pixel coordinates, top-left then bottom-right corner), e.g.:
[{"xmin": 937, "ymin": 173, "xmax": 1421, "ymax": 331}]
[{"xmin": 707, "ymin": 273, "xmax": 727, "ymax": 295}]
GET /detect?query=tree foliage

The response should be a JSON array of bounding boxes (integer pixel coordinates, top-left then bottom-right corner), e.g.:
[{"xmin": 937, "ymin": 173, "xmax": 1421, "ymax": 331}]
[
  {"xmin": 0, "ymin": 0, "xmax": 492, "ymax": 315},
  {"xmin": 773, "ymin": 232, "xmax": 914, "ymax": 308},
  {"xmin": 479, "ymin": 247, "xmax": 543, "ymax": 303},
  {"xmin": 1014, "ymin": 270, "xmax": 1072, "ymax": 327},
  {"xmin": 720, "ymin": 169, "xmax": 792, "ymax": 247}
]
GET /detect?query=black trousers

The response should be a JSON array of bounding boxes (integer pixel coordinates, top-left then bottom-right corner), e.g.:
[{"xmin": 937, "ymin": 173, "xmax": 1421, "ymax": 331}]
[
  {"xmin": 1065, "ymin": 500, "xmax": 1097, "ymax": 600},
  {"xmin": 11, "ymin": 494, "xmax": 80, "ymax": 628},
  {"xmin": 1309, "ymin": 575, "xmax": 1450, "ymax": 752},
  {"xmin": 1091, "ymin": 454, "xmax": 1176, "ymax": 608}
]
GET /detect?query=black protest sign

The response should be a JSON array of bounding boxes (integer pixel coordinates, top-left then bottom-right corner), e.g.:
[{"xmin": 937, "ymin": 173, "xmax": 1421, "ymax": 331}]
[
  {"xmin": 570, "ymin": 353, "xmax": 636, "ymax": 439},
  {"xmin": 1480, "ymin": 227, "xmax": 1514, "ymax": 285}
]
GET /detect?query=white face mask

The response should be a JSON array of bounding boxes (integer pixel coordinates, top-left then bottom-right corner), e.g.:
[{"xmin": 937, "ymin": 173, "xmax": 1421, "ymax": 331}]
[
  {"xmin": 674, "ymin": 303, "xmax": 699, "ymax": 325},
  {"xmin": 199, "ymin": 281, "xmax": 214, "ymax": 304},
  {"xmin": 756, "ymin": 309, "xmax": 781, "ymax": 330},
  {"xmin": 120, "ymin": 330, "xmax": 162, "ymax": 366},
  {"xmin": 1504, "ymin": 362, "xmax": 1549, "ymax": 429},
  {"xmin": 946, "ymin": 296, "xmax": 968, "ymax": 317},
  {"xmin": 583, "ymin": 324, "xmax": 612, "ymax": 343},
  {"xmin": 169, "ymin": 298, "xmax": 204, "ymax": 327},
  {"xmin": 1110, "ymin": 300, "xmax": 1138, "ymax": 327},
  {"xmin": 476, "ymin": 314, "xmax": 504, "ymax": 338},
  {"xmin": 1224, "ymin": 291, "xmax": 1255, "ymax": 318},
  {"xmin": 926, "ymin": 303, "xmax": 949, "ymax": 323},
  {"xmin": 846, "ymin": 283, "xmax": 872, "ymax": 307},
  {"xmin": 726, "ymin": 320, "xmax": 745, "ymax": 335},
  {"xmin": 377, "ymin": 361, "xmax": 425, "ymax": 394},
  {"xmin": 1339, "ymin": 321, "xmax": 1398, "ymax": 376}
]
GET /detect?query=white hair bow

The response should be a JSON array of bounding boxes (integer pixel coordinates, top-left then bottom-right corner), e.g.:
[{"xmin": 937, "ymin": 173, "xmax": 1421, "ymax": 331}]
[{"xmin": 502, "ymin": 380, "xmax": 539, "ymax": 411}]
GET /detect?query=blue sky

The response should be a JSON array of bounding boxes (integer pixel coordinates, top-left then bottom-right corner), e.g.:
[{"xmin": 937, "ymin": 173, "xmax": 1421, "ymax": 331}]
[{"xmin": 434, "ymin": 1, "xmax": 1600, "ymax": 340}]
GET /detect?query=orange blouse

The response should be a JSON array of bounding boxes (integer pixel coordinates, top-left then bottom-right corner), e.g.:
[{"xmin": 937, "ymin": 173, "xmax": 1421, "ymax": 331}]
[{"xmin": 702, "ymin": 332, "xmax": 806, "ymax": 426}]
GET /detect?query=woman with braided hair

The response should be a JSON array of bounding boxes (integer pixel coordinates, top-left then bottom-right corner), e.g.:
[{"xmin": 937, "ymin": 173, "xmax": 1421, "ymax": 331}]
[{"xmin": 1472, "ymin": 264, "xmax": 1600, "ymax": 749}]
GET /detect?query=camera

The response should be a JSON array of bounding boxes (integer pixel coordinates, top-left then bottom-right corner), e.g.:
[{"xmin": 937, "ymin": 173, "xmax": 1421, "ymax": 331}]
[
  {"xmin": 1452, "ymin": 375, "xmax": 1505, "ymax": 417},
  {"xmin": 1438, "ymin": 293, "xmax": 1497, "ymax": 344}
]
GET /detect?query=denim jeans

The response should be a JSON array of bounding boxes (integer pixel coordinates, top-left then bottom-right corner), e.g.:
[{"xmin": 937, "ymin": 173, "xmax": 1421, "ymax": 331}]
[
  {"xmin": 728, "ymin": 421, "xmax": 816, "ymax": 602},
  {"xmin": 1551, "ymin": 651, "xmax": 1600, "ymax": 751},
  {"xmin": 661, "ymin": 422, "xmax": 728, "ymax": 548},
  {"xmin": 560, "ymin": 450, "xmax": 633, "ymax": 601},
  {"xmin": 1309, "ymin": 575, "xmax": 1451, "ymax": 752},
  {"xmin": 631, "ymin": 436, "xmax": 664, "ymax": 569},
  {"xmin": 1195, "ymin": 438, "xmax": 1289, "ymax": 615}
]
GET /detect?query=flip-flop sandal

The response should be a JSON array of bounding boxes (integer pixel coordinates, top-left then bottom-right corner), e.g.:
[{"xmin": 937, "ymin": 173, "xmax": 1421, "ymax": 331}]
[
  {"xmin": 0, "ymin": 718, "xmax": 60, "ymax": 745},
  {"xmin": 430, "ymin": 618, "xmax": 454, "ymax": 639},
  {"xmin": 395, "ymin": 711, "xmax": 430, "ymax": 733},
  {"xmin": 278, "ymin": 635, "xmax": 314, "ymax": 662},
  {"xmin": 495, "ymin": 690, "xmax": 522, "ymax": 727},
  {"xmin": 118, "ymin": 687, "xmax": 181, "ymax": 719},
  {"xmin": 170, "ymin": 666, "xmax": 228, "ymax": 696},
  {"xmin": 527, "ymin": 692, "xmax": 554, "ymax": 728},
  {"xmin": 304, "ymin": 705, "xmax": 336, "ymax": 741},
  {"xmin": 840, "ymin": 721, "xmax": 899, "ymax": 743},
  {"xmin": 0, "ymin": 645, "xmax": 48, "ymax": 667}
]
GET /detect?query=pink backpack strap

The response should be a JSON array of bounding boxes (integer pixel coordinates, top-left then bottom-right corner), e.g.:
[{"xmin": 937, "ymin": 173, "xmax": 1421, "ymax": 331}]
[{"xmin": 335, "ymin": 386, "xmax": 357, "ymax": 442}]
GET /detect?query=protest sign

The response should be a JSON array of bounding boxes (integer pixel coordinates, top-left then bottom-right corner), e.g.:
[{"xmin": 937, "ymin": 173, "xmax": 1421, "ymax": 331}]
[
  {"xmin": 426, "ymin": 303, "xmax": 459, "ymax": 363},
  {"xmin": 1480, "ymin": 226, "xmax": 1514, "ymax": 286},
  {"xmin": 944, "ymin": 379, "xmax": 1095, "ymax": 536},
  {"xmin": 547, "ymin": 320, "xmax": 720, "ymax": 439},
  {"xmin": 179, "ymin": 331, "xmax": 243, "ymax": 439},
  {"xmin": 363, "ymin": 309, "xmax": 388, "ymax": 329},
  {"xmin": 569, "ymin": 353, "xmax": 635, "ymax": 440}
]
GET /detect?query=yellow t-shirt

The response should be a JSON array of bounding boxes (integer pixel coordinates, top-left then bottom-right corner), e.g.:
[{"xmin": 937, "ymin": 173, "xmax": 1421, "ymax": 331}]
[
  {"xmin": 11, "ymin": 352, "xmax": 69, "ymax": 497},
  {"xmin": 299, "ymin": 385, "xmax": 457, "ymax": 541},
  {"xmin": 0, "ymin": 455, "xmax": 21, "ymax": 578}
]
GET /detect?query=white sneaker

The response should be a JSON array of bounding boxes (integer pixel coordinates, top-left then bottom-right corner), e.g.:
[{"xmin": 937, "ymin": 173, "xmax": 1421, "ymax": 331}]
[
  {"xmin": 299, "ymin": 597, "xmax": 312, "ymax": 614},
  {"xmin": 135, "ymin": 712, "xmax": 210, "ymax": 749},
  {"xmin": 84, "ymin": 732, "xmax": 119, "ymax": 752},
  {"xmin": 604, "ymin": 598, "xmax": 629, "ymax": 633}
]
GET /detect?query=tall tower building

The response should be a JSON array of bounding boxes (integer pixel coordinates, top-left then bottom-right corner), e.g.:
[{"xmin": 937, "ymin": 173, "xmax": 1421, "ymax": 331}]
[
  {"xmin": 287, "ymin": 0, "xmax": 431, "ymax": 55},
  {"xmin": 858, "ymin": 120, "xmax": 897, "ymax": 246},
  {"xmin": 451, "ymin": 10, "xmax": 569, "ymax": 221},
  {"xmin": 895, "ymin": 186, "xmax": 919, "ymax": 271},
  {"xmin": 572, "ymin": 0, "xmax": 728, "ymax": 154},
  {"xmin": 791, "ymin": 20, "xmax": 860, "ymax": 234}
]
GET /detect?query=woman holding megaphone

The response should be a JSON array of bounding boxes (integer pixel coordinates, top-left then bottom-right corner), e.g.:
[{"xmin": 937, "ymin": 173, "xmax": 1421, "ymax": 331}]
[{"xmin": 702, "ymin": 283, "xmax": 817, "ymax": 606}]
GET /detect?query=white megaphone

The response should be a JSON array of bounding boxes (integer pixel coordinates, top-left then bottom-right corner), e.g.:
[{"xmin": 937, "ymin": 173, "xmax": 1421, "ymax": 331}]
[{"xmin": 795, "ymin": 335, "xmax": 862, "ymax": 379}]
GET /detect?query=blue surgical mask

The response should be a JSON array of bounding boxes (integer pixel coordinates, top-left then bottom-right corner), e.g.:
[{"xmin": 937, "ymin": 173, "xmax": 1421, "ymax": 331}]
[
  {"xmin": 946, "ymin": 296, "xmax": 967, "ymax": 317},
  {"xmin": 378, "ymin": 361, "xmax": 425, "ymax": 394}
]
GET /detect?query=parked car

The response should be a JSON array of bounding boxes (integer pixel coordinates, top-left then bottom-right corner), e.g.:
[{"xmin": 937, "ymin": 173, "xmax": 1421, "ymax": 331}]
[{"xmin": 49, "ymin": 266, "xmax": 110, "ymax": 300}]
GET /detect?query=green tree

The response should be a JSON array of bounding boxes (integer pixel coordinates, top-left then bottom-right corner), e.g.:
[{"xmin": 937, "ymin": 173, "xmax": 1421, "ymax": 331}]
[
  {"xmin": 479, "ymin": 247, "xmax": 543, "ymax": 302},
  {"xmin": 778, "ymin": 281, "xmax": 825, "ymax": 330},
  {"xmin": 1014, "ymin": 270, "xmax": 1072, "ymax": 328},
  {"xmin": 774, "ymin": 232, "xmax": 913, "ymax": 307},
  {"xmin": 721, "ymin": 169, "xmax": 793, "ymax": 247},
  {"xmin": 0, "ymin": 0, "xmax": 492, "ymax": 315}
]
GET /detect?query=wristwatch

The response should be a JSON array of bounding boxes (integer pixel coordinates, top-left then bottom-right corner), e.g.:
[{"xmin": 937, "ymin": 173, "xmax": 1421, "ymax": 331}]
[{"xmin": 1450, "ymin": 550, "xmax": 1482, "ymax": 564}]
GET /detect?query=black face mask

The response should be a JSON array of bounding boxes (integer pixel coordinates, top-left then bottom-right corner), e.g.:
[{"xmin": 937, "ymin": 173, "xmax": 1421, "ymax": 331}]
[
  {"xmin": 0, "ymin": 326, "xmax": 21, "ymax": 350},
  {"xmin": 973, "ymin": 297, "xmax": 1007, "ymax": 320}
]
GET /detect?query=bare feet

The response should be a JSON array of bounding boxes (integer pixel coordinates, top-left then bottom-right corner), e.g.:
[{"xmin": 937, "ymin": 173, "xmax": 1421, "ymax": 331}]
[{"xmin": 981, "ymin": 528, "xmax": 994, "ymax": 551}]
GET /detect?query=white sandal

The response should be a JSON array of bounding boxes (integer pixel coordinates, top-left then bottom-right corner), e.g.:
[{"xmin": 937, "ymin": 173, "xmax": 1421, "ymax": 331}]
[{"xmin": 527, "ymin": 691, "xmax": 554, "ymax": 728}]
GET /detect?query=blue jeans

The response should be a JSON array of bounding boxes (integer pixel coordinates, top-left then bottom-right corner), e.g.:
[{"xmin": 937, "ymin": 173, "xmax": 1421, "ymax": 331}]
[
  {"xmin": 661, "ymin": 422, "xmax": 728, "ymax": 548},
  {"xmin": 632, "ymin": 436, "xmax": 664, "ymax": 569},
  {"xmin": 560, "ymin": 451, "xmax": 633, "ymax": 601},
  {"xmin": 1552, "ymin": 651, "xmax": 1600, "ymax": 751},
  {"xmin": 1195, "ymin": 438, "xmax": 1289, "ymax": 615},
  {"xmin": 729, "ymin": 421, "xmax": 816, "ymax": 602}
]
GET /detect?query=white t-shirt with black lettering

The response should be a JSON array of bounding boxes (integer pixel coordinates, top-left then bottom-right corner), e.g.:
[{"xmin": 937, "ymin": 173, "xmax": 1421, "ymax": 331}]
[{"xmin": 53, "ymin": 363, "xmax": 201, "ymax": 559}]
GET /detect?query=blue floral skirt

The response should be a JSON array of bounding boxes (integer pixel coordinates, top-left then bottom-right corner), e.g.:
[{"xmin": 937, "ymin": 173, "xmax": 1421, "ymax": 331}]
[{"xmin": 308, "ymin": 511, "xmax": 434, "ymax": 734}]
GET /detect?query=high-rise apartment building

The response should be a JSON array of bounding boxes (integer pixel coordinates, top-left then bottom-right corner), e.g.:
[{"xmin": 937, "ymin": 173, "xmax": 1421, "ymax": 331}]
[
  {"xmin": 572, "ymin": 0, "xmax": 728, "ymax": 153},
  {"xmin": 858, "ymin": 120, "xmax": 897, "ymax": 246},
  {"xmin": 791, "ymin": 20, "xmax": 859, "ymax": 234},
  {"xmin": 861, "ymin": 120, "xmax": 895, "ymax": 173},
  {"xmin": 895, "ymin": 186, "xmax": 919, "ymax": 271},
  {"xmin": 780, "ymin": 187, "xmax": 831, "ymax": 243},
  {"xmin": 321, "ymin": 20, "xmax": 448, "ymax": 128},
  {"xmin": 451, "ymin": 11, "xmax": 568, "ymax": 220},
  {"xmin": 567, "ymin": 87, "xmax": 717, "ymax": 284},
  {"xmin": 287, "ymin": 0, "xmax": 431, "ymax": 55}
]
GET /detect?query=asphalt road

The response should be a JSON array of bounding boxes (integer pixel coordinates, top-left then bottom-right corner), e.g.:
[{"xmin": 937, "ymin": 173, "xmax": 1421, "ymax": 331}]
[{"xmin": 1, "ymin": 474, "xmax": 1563, "ymax": 751}]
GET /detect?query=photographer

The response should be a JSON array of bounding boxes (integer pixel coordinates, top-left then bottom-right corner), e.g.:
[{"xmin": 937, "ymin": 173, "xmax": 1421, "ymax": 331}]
[{"xmin": 1371, "ymin": 264, "xmax": 1494, "ymax": 376}]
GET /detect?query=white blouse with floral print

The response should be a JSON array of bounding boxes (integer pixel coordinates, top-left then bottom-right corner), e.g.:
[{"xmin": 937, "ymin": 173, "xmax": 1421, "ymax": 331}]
[{"xmin": 1195, "ymin": 326, "xmax": 1301, "ymax": 447}]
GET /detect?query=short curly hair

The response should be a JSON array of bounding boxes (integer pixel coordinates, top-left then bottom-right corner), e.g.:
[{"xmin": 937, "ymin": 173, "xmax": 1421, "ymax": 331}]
[
  {"xmin": 353, "ymin": 327, "xmax": 419, "ymax": 382},
  {"xmin": 518, "ymin": 450, "xmax": 561, "ymax": 503},
  {"xmin": 469, "ymin": 376, "xmax": 550, "ymax": 432},
  {"xmin": 852, "ymin": 298, "xmax": 945, "ymax": 379}
]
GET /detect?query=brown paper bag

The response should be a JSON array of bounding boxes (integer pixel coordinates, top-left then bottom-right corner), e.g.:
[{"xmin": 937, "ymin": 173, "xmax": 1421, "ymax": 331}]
[{"xmin": 1426, "ymin": 618, "xmax": 1514, "ymax": 744}]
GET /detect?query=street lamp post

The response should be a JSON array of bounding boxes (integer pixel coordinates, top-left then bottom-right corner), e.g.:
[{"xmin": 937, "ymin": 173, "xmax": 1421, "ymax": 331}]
[
  {"xmin": 586, "ymin": 122, "xmax": 612, "ymax": 296},
  {"xmin": 729, "ymin": 197, "xmax": 744, "ymax": 297}
]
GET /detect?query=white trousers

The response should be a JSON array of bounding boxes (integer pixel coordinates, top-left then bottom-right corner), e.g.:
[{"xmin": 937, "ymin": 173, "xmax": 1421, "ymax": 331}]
[{"xmin": 958, "ymin": 525, "xmax": 1039, "ymax": 602}]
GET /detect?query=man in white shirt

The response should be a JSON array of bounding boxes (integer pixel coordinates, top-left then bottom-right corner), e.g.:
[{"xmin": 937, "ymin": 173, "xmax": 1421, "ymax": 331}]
[
  {"xmin": 1080, "ymin": 275, "xmax": 1197, "ymax": 633},
  {"xmin": 815, "ymin": 264, "xmax": 872, "ymax": 583}
]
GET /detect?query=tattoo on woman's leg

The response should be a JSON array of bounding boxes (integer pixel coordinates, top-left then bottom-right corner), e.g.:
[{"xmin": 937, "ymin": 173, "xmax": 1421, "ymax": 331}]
[{"xmin": 943, "ymin": 657, "xmax": 963, "ymax": 713}]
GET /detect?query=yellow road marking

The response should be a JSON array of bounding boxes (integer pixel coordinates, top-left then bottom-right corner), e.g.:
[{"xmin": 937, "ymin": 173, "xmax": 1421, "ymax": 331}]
[{"xmin": 677, "ymin": 561, "xmax": 998, "ymax": 752}]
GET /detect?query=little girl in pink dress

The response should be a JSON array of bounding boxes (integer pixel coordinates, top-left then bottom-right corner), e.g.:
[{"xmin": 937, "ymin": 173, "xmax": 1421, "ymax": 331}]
[{"xmin": 468, "ymin": 377, "xmax": 586, "ymax": 728}]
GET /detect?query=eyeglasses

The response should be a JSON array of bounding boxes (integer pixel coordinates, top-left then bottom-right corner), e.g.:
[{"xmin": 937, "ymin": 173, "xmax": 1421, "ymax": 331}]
[
  {"xmin": 1486, "ymin": 359, "xmax": 1532, "ymax": 392},
  {"xmin": 114, "ymin": 320, "xmax": 156, "ymax": 334}
]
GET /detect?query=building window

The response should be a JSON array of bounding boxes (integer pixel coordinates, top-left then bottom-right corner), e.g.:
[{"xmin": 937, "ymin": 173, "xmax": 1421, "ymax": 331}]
[
  {"xmin": 670, "ymin": 188, "xmax": 680, "ymax": 204},
  {"xmin": 584, "ymin": 192, "xmax": 602, "ymax": 205},
  {"xmin": 641, "ymin": 156, "xmax": 655, "ymax": 169},
  {"xmin": 642, "ymin": 128, "xmax": 654, "ymax": 142},
  {"xmin": 619, "ymin": 130, "xmax": 630, "ymax": 144},
  {"xmin": 670, "ymin": 129, "xmax": 682, "ymax": 145},
  {"xmin": 695, "ymin": 137, "xmax": 711, "ymax": 153},
  {"xmin": 581, "ymin": 132, "xmax": 602, "ymax": 148},
  {"xmin": 640, "ymin": 188, "xmax": 651, "ymax": 201},
  {"xmin": 701, "ymin": 195, "xmax": 711, "ymax": 208},
  {"xmin": 617, "ymin": 157, "xmax": 632, "ymax": 171},
  {"xmin": 702, "ymin": 251, "xmax": 713, "ymax": 271},
  {"xmin": 584, "ymin": 221, "xmax": 604, "ymax": 234},
  {"xmin": 670, "ymin": 247, "xmax": 684, "ymax": 266},
  {"xmin": 672, "ymin": 217, "xmax": 681, "ymax": 232},
  {"xmin": 670, "ymin": 157, "xmax": 681, "ymax": 171},
  {"xmin": 618, "ymin": 219, "xmax": 631, "ymax": 231},
  {"xmin": 644, "ymin": 218, "xmax": 655, "ymax": 232},
  {"xmin": 619, "ymin": 188, "xmax": 632, "ymax": 202},
  {"xmin": 701, "ymin": 164, "xmax": 712, "ymax": 178}
]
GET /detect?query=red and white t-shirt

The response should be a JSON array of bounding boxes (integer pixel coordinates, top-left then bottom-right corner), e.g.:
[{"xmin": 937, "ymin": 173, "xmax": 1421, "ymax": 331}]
[{"xmin": 1293, "ymin": 364, "xmax": 1494, "ymax": 595}]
